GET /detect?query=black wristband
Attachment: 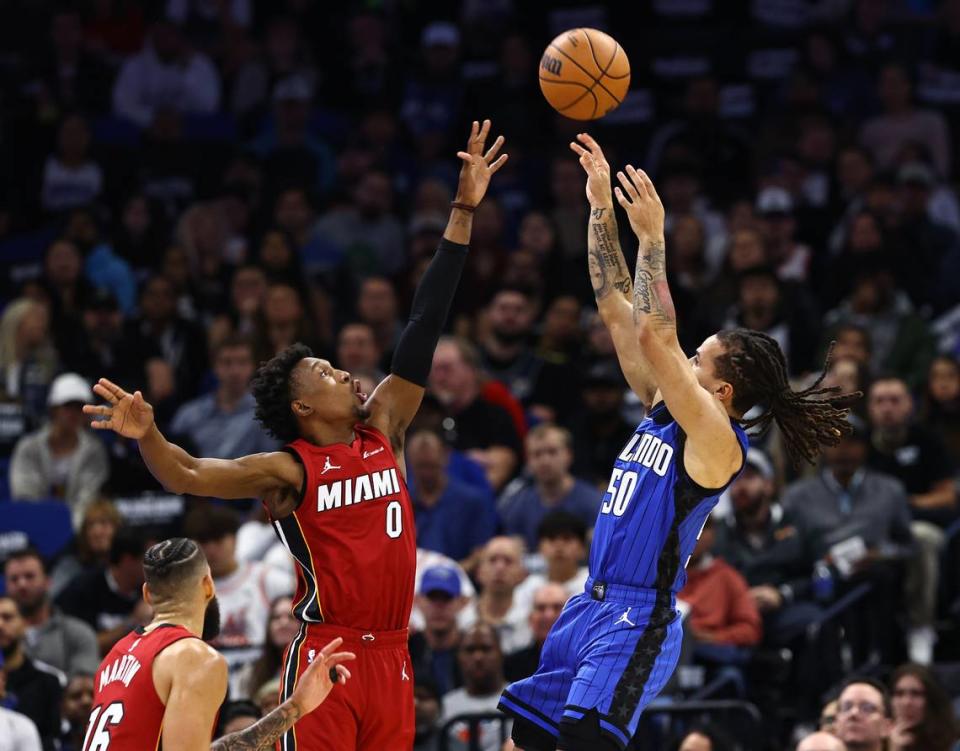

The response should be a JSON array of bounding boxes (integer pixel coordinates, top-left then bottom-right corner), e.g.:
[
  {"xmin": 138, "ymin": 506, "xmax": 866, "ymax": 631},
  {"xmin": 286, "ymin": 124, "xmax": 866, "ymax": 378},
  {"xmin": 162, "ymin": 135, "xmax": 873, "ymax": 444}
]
[{"xmin": 390, "ymin": 238, "xmax": 469, "ymax": 386}]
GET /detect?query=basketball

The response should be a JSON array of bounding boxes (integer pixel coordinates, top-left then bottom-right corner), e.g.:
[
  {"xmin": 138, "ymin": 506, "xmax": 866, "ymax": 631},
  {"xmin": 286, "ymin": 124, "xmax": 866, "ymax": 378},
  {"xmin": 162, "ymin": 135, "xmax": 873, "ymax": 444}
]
[{"xmin": 539, "ymin": 28, "xmax": 630, "ymax": 121}]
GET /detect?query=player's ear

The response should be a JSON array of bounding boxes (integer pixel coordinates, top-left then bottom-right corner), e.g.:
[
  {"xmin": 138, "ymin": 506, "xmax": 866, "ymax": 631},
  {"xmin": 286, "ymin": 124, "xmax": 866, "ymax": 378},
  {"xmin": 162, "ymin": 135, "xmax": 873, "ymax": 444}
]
[
  {"xmin": 142, "ymin": 583, "xmax": 153, "ymax": 606},
  {"xmin": 292, "ymin": 400, "xmax": 312, "ymax": 416},
  {"xmin": 715, "ymin": 380, "xmax": 733, "ymax": 403}
]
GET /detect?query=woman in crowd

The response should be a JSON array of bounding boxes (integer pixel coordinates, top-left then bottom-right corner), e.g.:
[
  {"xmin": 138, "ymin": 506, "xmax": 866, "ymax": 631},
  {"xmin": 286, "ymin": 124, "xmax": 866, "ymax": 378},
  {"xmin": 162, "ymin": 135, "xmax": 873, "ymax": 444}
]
[
  {"xmin": 239, "ymin": 594, "xmax": 297, "ymax": 700},
  {"xmin": 50, "ymin": 498, "xmax": 123, "ymax": 596},
  {"xmin": 889, "ymin": 663, "xmax": 960, "ymax": 751}
]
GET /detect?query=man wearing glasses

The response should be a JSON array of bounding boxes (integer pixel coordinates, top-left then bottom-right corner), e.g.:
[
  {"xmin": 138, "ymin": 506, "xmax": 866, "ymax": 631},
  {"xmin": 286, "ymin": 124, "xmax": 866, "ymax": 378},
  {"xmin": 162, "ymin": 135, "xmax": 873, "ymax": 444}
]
[{"xmin": 835, "ymin": 677, "xmax": 893, "ymax": 751}]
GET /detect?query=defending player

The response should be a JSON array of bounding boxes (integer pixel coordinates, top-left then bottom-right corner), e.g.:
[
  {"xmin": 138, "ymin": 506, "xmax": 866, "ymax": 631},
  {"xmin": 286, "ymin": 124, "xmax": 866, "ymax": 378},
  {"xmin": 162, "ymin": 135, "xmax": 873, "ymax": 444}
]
[
  {"xmin": 83, "ymin": 119, "xmax": 507, "ymax": 751},
  {"xmin": 85, "ymin": 538, "xmax": 353, "ymax": 750},
  {"xmin": 497, "ymin": 133, "xmax": 857, "ymax": 751}
]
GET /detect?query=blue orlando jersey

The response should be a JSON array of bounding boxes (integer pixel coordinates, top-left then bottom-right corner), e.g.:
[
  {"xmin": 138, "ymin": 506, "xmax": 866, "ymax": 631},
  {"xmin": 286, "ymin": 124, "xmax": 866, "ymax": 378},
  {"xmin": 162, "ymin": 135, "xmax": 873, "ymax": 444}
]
[{"xmin": 589, "ymin": 401, "xmax": 749, "ymax": 594}]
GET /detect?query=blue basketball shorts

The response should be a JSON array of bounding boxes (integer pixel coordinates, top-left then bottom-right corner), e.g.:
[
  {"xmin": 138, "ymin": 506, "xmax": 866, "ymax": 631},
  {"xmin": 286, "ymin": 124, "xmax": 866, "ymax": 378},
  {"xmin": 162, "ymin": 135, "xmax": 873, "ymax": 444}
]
[{"xmin": 498, "ymin": 581, "xmax": 682, "ymax": 750}]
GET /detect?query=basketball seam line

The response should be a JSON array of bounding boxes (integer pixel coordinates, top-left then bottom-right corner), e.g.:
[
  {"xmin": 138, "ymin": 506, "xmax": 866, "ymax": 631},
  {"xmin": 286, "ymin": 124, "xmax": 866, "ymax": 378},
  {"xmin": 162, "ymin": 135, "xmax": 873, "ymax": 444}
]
[
  {"xmin": 560, "ymin": 32, "xmax": 622, "ymax": 117},
  {"xmin": 548, "ymin": 39, "xmax": 623, "ymax": 107}
]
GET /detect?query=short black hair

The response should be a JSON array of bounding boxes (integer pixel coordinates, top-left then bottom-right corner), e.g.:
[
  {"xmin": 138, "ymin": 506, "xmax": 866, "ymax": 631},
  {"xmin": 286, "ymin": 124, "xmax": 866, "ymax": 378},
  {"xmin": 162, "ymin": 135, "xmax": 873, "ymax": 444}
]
[
  {"xmin": 671, "ymin": 722, "xmax": 735, "ymax": 751},
  {"xmin": 183, "ymin": 506, "xmax": 241, "ymax": 543},
  {"xmin": 3, "ymin": 546, "xmax": 47, "ymax": 576},
  {"xmin": 838, "ymin": 675, "xmax": 893, "ymax": 717},
  {"xmin": 536, "ymin": 511, "xmax": 587, "ymax": 545},
  {"xmin": 216, "ymin": 699, "xmax": 262, "ymax": 737},
  {"xmin": 251, "ymin": 342, "xmax": 313, "ymax": 442},
  {"xmin": 214, "ymin": 333, "xmax": 255, "ymax": 360},
  {"xmin": 143, "ymin": 538, "xmax": 208, "ymax": 602},
  {"xmin": 109, "ymin": 527, "xmax": 147, "ymax": 566}
]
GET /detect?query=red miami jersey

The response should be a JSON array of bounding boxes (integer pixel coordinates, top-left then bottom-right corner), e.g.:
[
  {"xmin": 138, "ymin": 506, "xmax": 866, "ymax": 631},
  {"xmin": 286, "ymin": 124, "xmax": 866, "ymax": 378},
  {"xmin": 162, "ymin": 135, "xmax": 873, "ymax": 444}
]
[
  {"xmin": 274, "ymin": 423, "xmax": 417, "ymax": 630},
  {"xmin": 84, "ymin": 624, "xmax": 196, "ymax": 750}
]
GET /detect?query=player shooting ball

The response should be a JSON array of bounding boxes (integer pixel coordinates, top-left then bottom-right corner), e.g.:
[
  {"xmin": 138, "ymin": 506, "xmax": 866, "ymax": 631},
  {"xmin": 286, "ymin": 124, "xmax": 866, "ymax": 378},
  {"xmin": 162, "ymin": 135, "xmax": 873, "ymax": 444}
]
[{"xmin": 85, "ymin": 120, "xmax": 508, "ymax": 751}]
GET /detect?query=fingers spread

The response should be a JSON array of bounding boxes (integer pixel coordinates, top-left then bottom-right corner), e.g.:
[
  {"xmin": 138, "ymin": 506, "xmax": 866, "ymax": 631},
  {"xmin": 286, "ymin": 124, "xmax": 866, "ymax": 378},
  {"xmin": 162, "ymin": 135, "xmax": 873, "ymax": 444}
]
[
  {"xmin": 616, "ymin": 171, "xmax": 639, "ymax": 200},
  {"xmin": 318, "ymin": 637, "xmax": 344, "ymax": 659},
  {"xmin": 569, "ymin": 142, "xmax": 587, "ymax": 157},
  {"xmin": 614, "ymin": 186, "xmax": 630, "ymax": 206},
  {"xmin": 624, "ymin": 165, "xmax": 647, "ymax": 198},
  {"xmin": 490, "ymin": 154, "xmax": 509, "ymax": 173},
  {"xmin": 484, "ymin": 134, "xmax": 504, "ymax": 162},
  {"xmin": 93, "ymin": 383, "xmax": 117, "ymax": 404},
  {"xmin": 324, "ymin": 651, "xmax": 356, "ymax": 665}
]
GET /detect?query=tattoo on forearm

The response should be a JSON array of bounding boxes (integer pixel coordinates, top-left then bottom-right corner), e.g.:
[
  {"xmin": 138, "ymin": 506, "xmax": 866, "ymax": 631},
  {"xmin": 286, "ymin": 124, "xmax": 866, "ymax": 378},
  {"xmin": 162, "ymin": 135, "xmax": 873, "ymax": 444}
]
[
  {"xmin": 633, "ymin": 237, "xmax": 676, "ymax": 330},
  {"xmin": 211, "ymin": 702, "xmax": 301, "ymax": 750},
  {"xmin": 587, "ymin": 214, "xmax": 632, "ymax": 300}
]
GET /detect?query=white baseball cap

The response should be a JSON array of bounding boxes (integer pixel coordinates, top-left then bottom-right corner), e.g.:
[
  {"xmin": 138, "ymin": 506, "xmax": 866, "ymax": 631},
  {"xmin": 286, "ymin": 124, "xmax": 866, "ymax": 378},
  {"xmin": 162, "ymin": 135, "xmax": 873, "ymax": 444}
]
[{"xmin": 48, "ymin": 373, "xmax": 93, "ymax": 407}]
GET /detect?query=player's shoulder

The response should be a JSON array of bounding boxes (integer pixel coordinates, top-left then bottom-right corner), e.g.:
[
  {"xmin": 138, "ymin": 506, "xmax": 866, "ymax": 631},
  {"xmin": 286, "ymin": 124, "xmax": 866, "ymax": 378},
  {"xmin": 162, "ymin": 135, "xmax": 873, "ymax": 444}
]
[{"xmin": 158, "ymin": 635, "xmax": 223, "ymax": 667}]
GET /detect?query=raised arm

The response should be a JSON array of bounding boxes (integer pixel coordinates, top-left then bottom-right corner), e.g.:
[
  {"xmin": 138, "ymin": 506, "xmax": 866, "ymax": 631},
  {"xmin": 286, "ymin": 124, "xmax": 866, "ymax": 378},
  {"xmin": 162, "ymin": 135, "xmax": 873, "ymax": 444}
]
[
  {"xmin": 612, "ymin": 164, "xmax": 742, "ymax": 488},
  {"xmin": 569, "ymin": 134, "xmax": 658, "ymax": 408},
  {"xmin": 84, "ymin": 379, "xmax": 303, "ymax": 506},
  {"xmin": 366, "ymin": 119, "xmax": 508, "ymax": 450}
]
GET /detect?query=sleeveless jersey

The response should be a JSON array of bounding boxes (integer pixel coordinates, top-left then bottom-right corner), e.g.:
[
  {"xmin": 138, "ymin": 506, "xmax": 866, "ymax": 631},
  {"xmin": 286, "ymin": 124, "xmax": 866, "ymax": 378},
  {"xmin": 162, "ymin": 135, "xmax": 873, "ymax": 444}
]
[
  {"xmin": 589, "ymin": 402, "xmax": 749, "ymax": 593},
  {"xmin": 84, "ymin": 624, "xmax": 195, "ymax": 751},
  {"xmin": 274, "ymin": 423, "xmax": 417, "ymax": 630}
]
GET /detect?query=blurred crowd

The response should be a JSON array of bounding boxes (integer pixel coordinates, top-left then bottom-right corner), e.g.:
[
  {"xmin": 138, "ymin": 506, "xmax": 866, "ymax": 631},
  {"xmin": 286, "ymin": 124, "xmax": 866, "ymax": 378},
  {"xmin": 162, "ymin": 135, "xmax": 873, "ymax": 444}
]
[{"xmin": 1, "ymin": 0, "xmax": 960, "ymax": 749}]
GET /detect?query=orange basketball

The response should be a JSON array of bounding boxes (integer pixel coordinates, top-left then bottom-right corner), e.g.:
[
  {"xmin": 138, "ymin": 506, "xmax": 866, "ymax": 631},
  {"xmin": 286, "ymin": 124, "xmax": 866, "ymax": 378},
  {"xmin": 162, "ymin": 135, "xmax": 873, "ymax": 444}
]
[{"xmin": 539, "ymin": 28, "xmax": 630, "ymax": 121}]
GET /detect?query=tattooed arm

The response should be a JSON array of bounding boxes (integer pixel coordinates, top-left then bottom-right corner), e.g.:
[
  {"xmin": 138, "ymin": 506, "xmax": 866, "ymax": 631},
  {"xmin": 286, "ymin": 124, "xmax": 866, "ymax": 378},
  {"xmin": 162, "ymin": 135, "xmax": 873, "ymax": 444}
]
[
  {"xmin": 571, "ymin": 134, "xmax": 658, "ymax": 407},
  {"xmin": 614, "ymin": 165, "xmax": 742, "ymax": 489},
  {"xmin": 156, "ymin": 637, "xmax": 353, "ymax": 751}
]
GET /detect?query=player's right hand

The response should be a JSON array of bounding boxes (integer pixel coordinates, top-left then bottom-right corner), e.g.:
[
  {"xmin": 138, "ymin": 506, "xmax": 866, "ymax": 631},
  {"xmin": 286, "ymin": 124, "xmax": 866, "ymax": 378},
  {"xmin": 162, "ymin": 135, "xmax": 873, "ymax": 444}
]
[
  {"xmin": 569, "ymin": 133, "xmax": 613, "ymax": 208},
  {"xmin": 83, "ymin": 378, "xmax": 155, "ymax": 439},
  {"xmin": 289, "ymin": 637, "xmax": 356, "ymax": 716}
]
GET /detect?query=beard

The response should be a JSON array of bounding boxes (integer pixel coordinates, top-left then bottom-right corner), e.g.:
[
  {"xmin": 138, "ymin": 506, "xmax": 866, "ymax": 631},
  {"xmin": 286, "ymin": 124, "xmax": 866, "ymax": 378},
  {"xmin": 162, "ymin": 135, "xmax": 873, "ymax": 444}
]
[
  {"xmin": 1, "ymin": 642, "xmax": 15, "ymax": 659},
  {"xmin": 492, "ymin": 327, "xmax": 528, "ymax": 346},
  {"xmin": 16, "ymin": 593, "xmax": 46, "ymax": 619},
  {"xmin": 201, "ymin": 596, "xmax": 221, "ymax": 642}
]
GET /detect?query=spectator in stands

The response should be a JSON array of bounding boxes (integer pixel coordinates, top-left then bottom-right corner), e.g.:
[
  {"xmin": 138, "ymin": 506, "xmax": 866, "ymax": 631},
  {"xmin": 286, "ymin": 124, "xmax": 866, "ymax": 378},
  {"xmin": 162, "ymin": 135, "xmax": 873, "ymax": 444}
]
[
  {"xmin": 254, "ymin": 282, "xmax": 322, "ymax": 363},
  {"xmin": 409, "ymin": 566, "xmax": 468, "ymax": 696},
  {"xmin": 169, "ymin": 334, "xmax": 278, "ymax": 461},
  {"xmin": 679, "ymin": 516, "xmax": 763, "ymax": 649},
  {"xmin": 888, "ymin": 663, "xmax": 960, "ymax": 751},
  {"xmin": 537, "ymin": 295, "xmax": 582, "ymax": 366},
  {"xmin": 923, "ymin": 355, "xmax": 960, "ymax": 467},
  {"xmin": 713, "ymin": 449, "xmax": 821, "ymax": 643},
  {"xmin": 0, "ymin": 650, "xmax": 43, "ymax": 751},
  {"xmin": 55, "ymin": 527, "xmax": 148, "ymax": 655},
  {"xmin": 408, "ymin": 430, "xmax": 497, "ymax": 564},
  {"xmin": 112, "ymin": 17, "xmax": 220, "ymax": 128},
  {"xmin": 0, "ymin": 596, "xmax": 64, "ymax": 748},
  {"xmin": 477, "ymin": 287, "xmax": 574, "ymax": 420},
  {"xmin": 498, "ymin": 425, "xmax": 602, "ymax": 550},
  {"xmin": 566, "ymin": 360, "xmax": 633, "ymax": 488},
  {"xmin": 867, "ymin": 376, "xmax": 955, "ymax": 663},
  {"xmin": 40, "ymin": 240, "xmax": 91, "ymax": 361},
  {"xmin": 238, "ymin": 595, "xmax": 296, "ymax": 701},
  {"xmin": 3, "ymin": 549, "xmax": 98, "ymax": 676},
  {"xmin": 10, "ymin": 373, "xmax": 108, "ymax": 528},
  {"xmin": 513, "ymin": 512, "xmax": 588, "ymax": 607},
  {"xmin": 413, "ymin": 677, "xmax": 442, "ymax": 751},
  {"xmin": 859, "ymin": 63, "xmax": 951, "ymax": 179},
  {"xmin": 0, "ymin": 298, "xmax": 59, "ymax": 430},
  {"xmin": 672, "ymin": 722, "xmax": 736, "ymax": 751},
  {"xmin": 337, "ymin": 322, "xmax": 385, "ymax": 380},
  {"xmin": 835, "ymin": 677, "xmax": 893, "ymax": 751},
  {"xmin": 355, "ymin": 276, "xmax": 403, "ymax": 360},
  {"xmin": 182, "ymin": 505, "xmax": 292, "ymax": 696},
  {"xmin": 50, "ymin": 499, "xmax": 121, "ymax": 597},
  {"xmin": 59, "ymin": 289, "xmax": 132, "ymax": 389},
  {"xmin": 504, "ymin": 583, "xmax": 566, "ymax": 683},
  {"xmin": 821, "ymin": 262, "xmax": 936, "ymax": 391},
  {"xmin": 755, "ymin": 187, "xmax": 812, "ymax": 284},
  {"xmin": 797, "ymin": 732, "xmax": 847, "ymax": 751},
  {"xmin": 441, "ymin": 623, "xmax": 510, "ymax": 751},
  {"xmin": 460, "ymin": 537, "xmax": 529, "ymax": 654},
  {"xmin": 821, "ymin": 699, "xmax": 839, "ymax": 734},
  {"xmin": 40, "ymin": 114, "xmax": 103, "ymax": 215},
  {"xmin": 216, "ymin": 700, "xmax": 262, "ymax": 738},
  {"xmin": 429, "ymin": 338, "xmax": 521, "ymax": 491},
  {"xmin": 57, "ymin": 673, "xmax": 93, "ymax": 751},
  {"xmin": 783, "ymin": 416, "xmax": 914, "ymax": 664}
]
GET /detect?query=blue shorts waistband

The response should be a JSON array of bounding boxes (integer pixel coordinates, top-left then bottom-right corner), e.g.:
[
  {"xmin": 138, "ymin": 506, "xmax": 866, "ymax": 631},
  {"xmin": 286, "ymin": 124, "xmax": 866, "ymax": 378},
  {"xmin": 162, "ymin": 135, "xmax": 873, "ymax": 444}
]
[{"xmin": 585, "ymin": 577, "xmax": 675, "ymax": 609}]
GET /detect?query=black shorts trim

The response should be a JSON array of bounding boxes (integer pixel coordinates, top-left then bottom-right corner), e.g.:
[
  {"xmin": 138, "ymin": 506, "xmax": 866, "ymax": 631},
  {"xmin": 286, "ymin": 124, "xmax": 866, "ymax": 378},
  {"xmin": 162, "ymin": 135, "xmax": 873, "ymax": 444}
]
[
  {"xmin": 510, "ymin": 715, "xmax": 558, "ymax": 751},
  {"xmin": 500, "ymin": 689, "xmax": 561, "ymax": 730},
  {"xmin": 557, "ymin": 709, "xmax": 626, "ymax": 751}
]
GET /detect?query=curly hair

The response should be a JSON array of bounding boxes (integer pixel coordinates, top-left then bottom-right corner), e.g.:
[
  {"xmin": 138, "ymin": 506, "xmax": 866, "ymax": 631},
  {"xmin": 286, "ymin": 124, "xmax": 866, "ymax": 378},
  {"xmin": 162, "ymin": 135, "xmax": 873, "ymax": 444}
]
[
  {"xmin": 251, "ymin": 342, "xmax": 313, "ymax": 443},
  {"xmin": 714, "ymin": 329, "xmax": 861, "ymax": 467}
]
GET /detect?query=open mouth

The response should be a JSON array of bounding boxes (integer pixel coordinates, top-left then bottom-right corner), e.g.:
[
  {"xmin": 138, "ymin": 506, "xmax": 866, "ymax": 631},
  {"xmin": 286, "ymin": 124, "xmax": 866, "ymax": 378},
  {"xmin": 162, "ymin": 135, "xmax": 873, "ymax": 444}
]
[{"xmin": 354, "ymin": 379, "xmax": 368, "ymax": 404}]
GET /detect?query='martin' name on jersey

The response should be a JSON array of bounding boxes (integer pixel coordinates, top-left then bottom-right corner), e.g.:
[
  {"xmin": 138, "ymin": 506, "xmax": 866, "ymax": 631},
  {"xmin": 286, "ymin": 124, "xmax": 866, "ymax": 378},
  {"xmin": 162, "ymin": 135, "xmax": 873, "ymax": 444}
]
[
  {"xmin": 98, "ymin": 653, "xmax": 142, "ymax": 691},
  {"xmin": 317, "ymin": 468, "xmax": 401, "ymax": 512}
]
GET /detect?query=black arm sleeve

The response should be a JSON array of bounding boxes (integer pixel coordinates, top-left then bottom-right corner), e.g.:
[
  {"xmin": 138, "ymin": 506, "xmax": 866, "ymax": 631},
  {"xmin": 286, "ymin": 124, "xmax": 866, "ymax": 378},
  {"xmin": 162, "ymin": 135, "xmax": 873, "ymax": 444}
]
[{"xmin": 390, "ymin": 238, "xmax": 469, "ymax": 386}]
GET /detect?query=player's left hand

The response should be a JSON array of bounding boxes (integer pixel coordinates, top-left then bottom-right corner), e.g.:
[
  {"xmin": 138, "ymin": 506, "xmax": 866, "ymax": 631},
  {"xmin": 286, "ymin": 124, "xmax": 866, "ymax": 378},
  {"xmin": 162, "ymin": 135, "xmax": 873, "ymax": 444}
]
[
  {"xmin": 453, "ymin": 119, "xmax": 508, "ymax": 208},
  {"xmin": 289, "ymin": 637, "xmax": 356, "ymax": 716},
  {"xmin": 613, "ymin": 164, "xmax": 665, "ymax": 241}
]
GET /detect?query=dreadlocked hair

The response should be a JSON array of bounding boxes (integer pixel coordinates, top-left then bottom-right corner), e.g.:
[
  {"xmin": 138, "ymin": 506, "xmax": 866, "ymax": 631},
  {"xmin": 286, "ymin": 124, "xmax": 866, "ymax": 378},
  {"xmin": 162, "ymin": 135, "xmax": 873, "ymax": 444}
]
[
  {"xmin": 251, "ymin": 342, "xmax": 313, "ymax": 443},
  {"xmin": 714, "ymin": 329, "xmax": 862, "ymax": 467},
  {"xmin": 142, "ymin": 538, "xmax": 206, "ymax": 600}
]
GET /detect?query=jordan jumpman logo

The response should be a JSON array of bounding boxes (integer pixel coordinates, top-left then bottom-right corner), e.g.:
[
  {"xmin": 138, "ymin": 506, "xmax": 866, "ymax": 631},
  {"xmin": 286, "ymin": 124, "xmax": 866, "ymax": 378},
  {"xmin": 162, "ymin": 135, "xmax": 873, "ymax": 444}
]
[
  {"xmin": 614, "ymin": 607, "xmax": 636, "ymax": 627},
  {"xmin": 321, "ymin": 456, "xmax": 342, "ymax": 475},
  {"xmin": 401, "ymin": 661, "xmax": 410, "ymax": 681}
]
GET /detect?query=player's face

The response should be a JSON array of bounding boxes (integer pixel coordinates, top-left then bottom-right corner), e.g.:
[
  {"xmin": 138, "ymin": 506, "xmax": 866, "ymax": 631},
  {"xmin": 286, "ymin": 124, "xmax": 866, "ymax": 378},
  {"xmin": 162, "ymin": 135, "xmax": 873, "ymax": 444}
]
[
  {"xmin": 837, "ymin": 684, "xmax": 891, "ymax": 746},
  {"xmin": 690, "ymin": 335, "xmax": 731, "ymax": 401},
  {"xmin": 293, "ymin": 357, "xmax": 370, "ymax": 424}
]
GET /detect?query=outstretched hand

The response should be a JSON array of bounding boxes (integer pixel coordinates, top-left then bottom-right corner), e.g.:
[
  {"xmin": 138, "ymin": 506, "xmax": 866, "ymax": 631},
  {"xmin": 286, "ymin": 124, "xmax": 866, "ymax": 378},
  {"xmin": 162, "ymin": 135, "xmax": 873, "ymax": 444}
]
[
  {"xmin": 569, "ymin": 133, "xmax": 613, "ymax": 208},
  {"xmin": 613, "ymin": 164, "xmax": 665, "ymax": 240},
  {"xmin": 83, "ymin": 378, "xmax": 155, "ymax": 439},
  {"xmin": 453, "ymin": 119, "xmax": 508, "ymax": 208},
  {"xmin": 289, "ymin": 637, "xmax": 355, "ymax": 716}
]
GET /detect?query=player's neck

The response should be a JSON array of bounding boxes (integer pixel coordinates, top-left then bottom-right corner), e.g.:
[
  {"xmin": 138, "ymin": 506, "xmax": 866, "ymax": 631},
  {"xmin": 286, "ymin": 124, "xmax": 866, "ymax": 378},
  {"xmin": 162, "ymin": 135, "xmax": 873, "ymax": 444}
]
[
  {"xmin": 146, "ymin": 607, "xmax": 204, "ymax": 639},
  {"xmin": 302, "ymin": 419, "xmax": 356, "ymax": 447}
]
